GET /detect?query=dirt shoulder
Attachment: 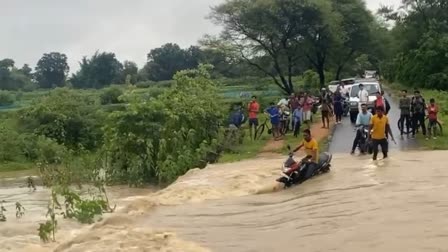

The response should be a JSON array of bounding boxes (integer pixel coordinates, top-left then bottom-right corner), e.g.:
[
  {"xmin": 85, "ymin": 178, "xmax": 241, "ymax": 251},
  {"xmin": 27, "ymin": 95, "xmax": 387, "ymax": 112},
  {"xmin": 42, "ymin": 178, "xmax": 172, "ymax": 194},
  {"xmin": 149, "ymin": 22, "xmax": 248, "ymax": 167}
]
[{"xmin": 258, "ymin": 118, "xmax": 336, "ymax": 158}]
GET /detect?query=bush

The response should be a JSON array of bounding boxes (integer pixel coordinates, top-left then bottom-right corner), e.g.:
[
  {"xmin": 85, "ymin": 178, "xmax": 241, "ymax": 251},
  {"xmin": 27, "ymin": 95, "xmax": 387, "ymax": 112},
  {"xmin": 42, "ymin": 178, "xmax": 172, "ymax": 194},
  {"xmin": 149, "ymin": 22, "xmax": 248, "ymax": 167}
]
[
  {"xmin": 22, "ymin": 82, "xmax": 39, "ymax": 92},
  {"xmin": 100, "ymin": 86, "xmax": 124, "ymax": 105},
  {"xmin": 104, "ymin": 65, "xmax": 225, "ymax": 185},
  {"xmin": 0, "ymin": 127, "xmax": 24, "ymax": 162},
  {"xmin": 0, "ymin": 91, "xmax": 15, "ymax": 106},
  {"xmin": 18, "ymin": 88, "xmax": 103, "ymax": 151}
]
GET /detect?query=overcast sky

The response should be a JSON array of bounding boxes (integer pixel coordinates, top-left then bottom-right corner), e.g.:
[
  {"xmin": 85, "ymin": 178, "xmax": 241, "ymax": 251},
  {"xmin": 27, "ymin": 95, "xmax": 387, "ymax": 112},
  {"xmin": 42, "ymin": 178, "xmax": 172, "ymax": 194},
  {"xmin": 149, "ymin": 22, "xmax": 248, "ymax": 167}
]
[{"xmin": 1, "ymin": 0, "xmax": 400, "ymax": 73}]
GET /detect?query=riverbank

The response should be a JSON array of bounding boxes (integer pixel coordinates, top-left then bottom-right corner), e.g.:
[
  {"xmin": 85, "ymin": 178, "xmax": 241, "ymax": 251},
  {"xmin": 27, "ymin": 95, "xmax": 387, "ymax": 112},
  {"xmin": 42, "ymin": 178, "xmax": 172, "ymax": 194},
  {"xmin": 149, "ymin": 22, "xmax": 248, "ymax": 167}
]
[{"xmin": 384, "ymin": 82, "xmax": 448, "ymax": 150}]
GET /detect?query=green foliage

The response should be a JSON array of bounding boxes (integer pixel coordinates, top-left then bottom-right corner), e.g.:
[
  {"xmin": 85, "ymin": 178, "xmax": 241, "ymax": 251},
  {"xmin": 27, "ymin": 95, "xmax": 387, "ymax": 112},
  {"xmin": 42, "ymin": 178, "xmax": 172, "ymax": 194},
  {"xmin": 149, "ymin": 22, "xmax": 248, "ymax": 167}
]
[
  {"xmin": 302, "ymin": 70, "xmax": 320, "ymax": 91},
  {"xmin": 143, "ymin": 43, "xmax": 202, "ymax": 81},
  {"xmin": 18, "ymin": 88, "xmax": 103, "ymax": 151},
  {"xmin": 104, "ymin": 65, "xmax": 225, "ymax": 185},
  {"xmin": 71, "ymin": 51, "xmax": 123, "ymax": 89},
  {"xmin": 382, "ymin": 1, "xmax": 448, "ymax": 90},
  {"xmin": 100, "ymin": 85, "xmax": 124, "ymax": 105},
  {"xmin": 0, "ymin": 59, "xmax": 34, "ymax": 91},
  {"xmin": 0, "ymin": 91, "xmax": 15, "ymax": 106},
  {"xmin": 0, "ymin": 127, "xmax": 23, "ymax": 162},
  {"xmin": 35, "ymin": 52, "xmax": 69, "ymax": 88}
]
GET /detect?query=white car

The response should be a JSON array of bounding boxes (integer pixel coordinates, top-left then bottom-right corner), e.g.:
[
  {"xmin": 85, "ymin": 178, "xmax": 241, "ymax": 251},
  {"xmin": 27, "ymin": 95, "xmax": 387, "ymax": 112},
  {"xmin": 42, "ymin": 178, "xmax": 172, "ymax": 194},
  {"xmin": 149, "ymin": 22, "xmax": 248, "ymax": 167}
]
[{"xmin": 348, "ymin": 82, "xmax": 381, "ymax": 123}]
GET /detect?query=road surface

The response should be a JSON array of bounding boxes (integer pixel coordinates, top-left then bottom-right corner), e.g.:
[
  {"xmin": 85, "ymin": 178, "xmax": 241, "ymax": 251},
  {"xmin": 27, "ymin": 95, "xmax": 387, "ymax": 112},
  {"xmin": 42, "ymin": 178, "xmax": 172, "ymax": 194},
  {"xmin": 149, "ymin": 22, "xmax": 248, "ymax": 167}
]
[{"xmin": 329, "ymin": 93, "xmax": 419, "ymax": 153}]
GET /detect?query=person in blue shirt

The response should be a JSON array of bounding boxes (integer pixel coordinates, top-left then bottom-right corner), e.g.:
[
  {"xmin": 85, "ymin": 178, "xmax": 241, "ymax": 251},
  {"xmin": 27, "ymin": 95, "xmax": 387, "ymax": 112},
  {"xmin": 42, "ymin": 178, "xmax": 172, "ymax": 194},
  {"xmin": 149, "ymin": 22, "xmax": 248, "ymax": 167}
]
[
  {"xmin": 265, "ymin": 102, "xmax": 281, "ymax": 139},
  {"xmin": 229, "ymin": 105, "xmax": 245, "ymax": 128},
  {"xmin": 292, "ymin": 106, "xmax": 302, "ymax": 137},
  {"xmin": 351, "ymin": 103, "xmax": 372, "ymax": 154}
]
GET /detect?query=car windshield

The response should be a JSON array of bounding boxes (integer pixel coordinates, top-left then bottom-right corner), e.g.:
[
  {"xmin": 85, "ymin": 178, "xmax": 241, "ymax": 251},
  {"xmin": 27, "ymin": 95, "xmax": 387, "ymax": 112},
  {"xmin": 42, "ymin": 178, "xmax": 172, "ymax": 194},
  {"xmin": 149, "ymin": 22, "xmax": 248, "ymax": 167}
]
[{"xmin": 350, "ymin": 84, "xmax": 379, "ymax": 97}]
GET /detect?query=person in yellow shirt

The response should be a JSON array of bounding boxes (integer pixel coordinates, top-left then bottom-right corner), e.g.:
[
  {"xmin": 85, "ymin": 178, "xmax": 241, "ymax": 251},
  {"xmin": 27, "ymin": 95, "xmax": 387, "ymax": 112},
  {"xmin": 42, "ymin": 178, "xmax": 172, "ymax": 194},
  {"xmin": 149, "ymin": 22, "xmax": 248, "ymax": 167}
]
[
  {"xmin": 369, "ymin": 106, "xmax": 396, "ymax": 161},
  {"xmin": 292, "ymin": 129, "xmax": 319, "ymax": 181}
]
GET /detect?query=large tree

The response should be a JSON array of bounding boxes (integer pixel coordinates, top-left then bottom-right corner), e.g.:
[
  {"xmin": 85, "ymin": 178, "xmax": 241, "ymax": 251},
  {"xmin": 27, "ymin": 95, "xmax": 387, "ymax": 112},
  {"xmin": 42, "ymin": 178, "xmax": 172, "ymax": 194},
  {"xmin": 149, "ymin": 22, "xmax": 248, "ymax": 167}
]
[
  {"xmin": 120, "ymin": 60, "xmax": 139, "ymax": 84},
  {"xmin": 35, "ymin": 52, "xmax": 69, "ymax": 88},
  {"xmin": 0, "ymin": 59, "xmax": 33, "ymax": 90},
  {"xmin": 380, "ymin": 0, "xmax": 448, "ymax": 89},
  {"xmin": 142, "ymin": 43, "xmax": 200, "ymax": 81},
  {"xmin": 210, "ymin": 0, "xmax": 343, "ymax": 93},
  {"xmin": 71, "ymin": 51, "xmax": 123, "ymax": 89},
  {"xmin": 329, "ymin": 0, "xmax": 374, "ymax": 80}
]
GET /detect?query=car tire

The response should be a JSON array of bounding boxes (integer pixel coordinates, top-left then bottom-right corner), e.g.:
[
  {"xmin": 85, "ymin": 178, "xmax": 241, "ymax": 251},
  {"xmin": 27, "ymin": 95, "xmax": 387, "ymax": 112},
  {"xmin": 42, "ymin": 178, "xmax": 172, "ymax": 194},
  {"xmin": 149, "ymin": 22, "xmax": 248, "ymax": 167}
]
[{"xmin": 350, "ymin": 111, "xmax": 357, "ymax": 124}]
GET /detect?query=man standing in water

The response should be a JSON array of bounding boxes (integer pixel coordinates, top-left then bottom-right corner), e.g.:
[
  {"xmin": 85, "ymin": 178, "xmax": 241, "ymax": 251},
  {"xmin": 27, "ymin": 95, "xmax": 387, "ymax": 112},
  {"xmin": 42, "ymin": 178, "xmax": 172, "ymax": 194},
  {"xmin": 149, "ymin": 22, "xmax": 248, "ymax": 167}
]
[
  {"xmin": 411, "ymin": 90, "xmax": 426, "ymax": 139},
  {"xmin": 351, "ymin": 104, "xmax": 372, "ymax": 155},
  {"xmin": 399, "ymin": 89, "xmax": 412, "ymax": 138},
  {"xmin": 247, "ymin": 96, "xmax": 260, "ymax": 140},
  {"xmin": 369, "ymin": 106, "xmax": 396, "ymax": 161}
]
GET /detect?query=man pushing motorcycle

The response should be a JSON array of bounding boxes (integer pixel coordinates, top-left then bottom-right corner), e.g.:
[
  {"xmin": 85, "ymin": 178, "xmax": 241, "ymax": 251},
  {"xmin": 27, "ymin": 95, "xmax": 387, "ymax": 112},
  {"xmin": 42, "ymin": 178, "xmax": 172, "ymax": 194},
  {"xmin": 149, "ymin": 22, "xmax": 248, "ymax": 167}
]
[{"xmin": 351, "ymin": 104, "xmax": 372, "ymax": 155}]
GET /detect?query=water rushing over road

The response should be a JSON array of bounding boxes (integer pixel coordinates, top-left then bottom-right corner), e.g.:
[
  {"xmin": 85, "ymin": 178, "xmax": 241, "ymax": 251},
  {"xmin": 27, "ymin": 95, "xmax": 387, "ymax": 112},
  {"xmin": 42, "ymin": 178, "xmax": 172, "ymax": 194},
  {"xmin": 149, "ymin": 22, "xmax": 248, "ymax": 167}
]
[{"xmin": 2, "ymin": 150, "xmax": 448, "ymax": 251}]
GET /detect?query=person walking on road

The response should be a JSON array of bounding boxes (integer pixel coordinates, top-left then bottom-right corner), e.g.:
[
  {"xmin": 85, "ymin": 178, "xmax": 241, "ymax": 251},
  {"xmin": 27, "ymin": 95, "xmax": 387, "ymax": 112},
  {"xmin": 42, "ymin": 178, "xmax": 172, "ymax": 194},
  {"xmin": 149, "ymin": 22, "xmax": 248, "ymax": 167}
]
[
  {"xmin": 358, "ymin": 84, "xmax": 369, "ymax": 114},
  {"xmin": 399, "ymin": 89, "xmax": 412, "ymax": 138},
  {"xmin": 411, "ymin": 90, "xmax": 426, "ymax": 139},
  {"xmin": 369, "ymin": 106, "xmax": 396, "ymax": 161},
  {"xmin": 247, "ymin": 96, "xmax": 260, "ymax": 140},
  {"xmin": 333, "ymin": 90, "xmax": 344, "ymax": 124}
]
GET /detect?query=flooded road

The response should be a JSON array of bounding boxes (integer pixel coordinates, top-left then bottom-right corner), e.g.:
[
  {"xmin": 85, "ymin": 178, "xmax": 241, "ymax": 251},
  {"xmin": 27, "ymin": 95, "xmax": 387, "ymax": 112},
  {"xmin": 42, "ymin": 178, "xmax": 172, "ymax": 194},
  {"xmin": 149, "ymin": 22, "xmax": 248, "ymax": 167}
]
[{"xmin": 2, "ymin": 150, "xmax": 447, "ymax": 251}]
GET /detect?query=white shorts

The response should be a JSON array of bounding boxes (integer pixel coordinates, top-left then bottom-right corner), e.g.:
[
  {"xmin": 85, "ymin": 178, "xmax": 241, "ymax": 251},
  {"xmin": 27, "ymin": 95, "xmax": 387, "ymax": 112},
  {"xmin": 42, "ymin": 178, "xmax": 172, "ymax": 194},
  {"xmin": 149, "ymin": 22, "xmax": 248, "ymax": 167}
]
[{"xmin": 302, "ymin": 111, "xmax": 312, "ymax": 121}]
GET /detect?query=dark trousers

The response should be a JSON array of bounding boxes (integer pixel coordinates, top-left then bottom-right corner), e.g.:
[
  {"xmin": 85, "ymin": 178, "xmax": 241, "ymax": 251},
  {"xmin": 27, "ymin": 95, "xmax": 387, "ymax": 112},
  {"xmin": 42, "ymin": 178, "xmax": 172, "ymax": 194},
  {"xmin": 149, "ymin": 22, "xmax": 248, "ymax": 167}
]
[
  {"xmin": 297, "ymin": 162, "xmax": 318, "ymax": 182},
  {"xmin": 412, "ymin": 113, "xmax": 426, "ymax": 136},
  {"xmin": 372, "ymin": 138, "xmax": 388, "ymax": 160},
  {"xmin": 293, "ymin": 120, "xmax": 301, "ymax": 137},
  {"xmin": 351, "ymin": 129, "xmax": 363, "ymax": 152},
  {"xmin": 399, "ymin": 114, "xmax": 411, "ymax": 135}
]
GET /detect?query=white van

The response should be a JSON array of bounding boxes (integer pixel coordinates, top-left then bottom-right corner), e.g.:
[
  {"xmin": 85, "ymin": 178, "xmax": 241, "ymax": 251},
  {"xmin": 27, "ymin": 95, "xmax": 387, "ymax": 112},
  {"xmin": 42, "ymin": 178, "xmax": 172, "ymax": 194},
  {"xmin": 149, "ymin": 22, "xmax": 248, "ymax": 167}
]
[{"xmin": 348, "ymin": 82, "xmax": 382, "ymax": 123}]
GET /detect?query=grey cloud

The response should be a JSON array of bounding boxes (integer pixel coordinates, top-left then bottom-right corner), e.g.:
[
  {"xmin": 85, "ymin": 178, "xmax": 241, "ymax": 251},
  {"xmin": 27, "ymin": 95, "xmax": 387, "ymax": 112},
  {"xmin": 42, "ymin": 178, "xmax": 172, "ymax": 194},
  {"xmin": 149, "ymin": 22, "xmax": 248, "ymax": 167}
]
[{"xmin": 1, "ymin": 0, "xmax": 399, "ymax": 73}]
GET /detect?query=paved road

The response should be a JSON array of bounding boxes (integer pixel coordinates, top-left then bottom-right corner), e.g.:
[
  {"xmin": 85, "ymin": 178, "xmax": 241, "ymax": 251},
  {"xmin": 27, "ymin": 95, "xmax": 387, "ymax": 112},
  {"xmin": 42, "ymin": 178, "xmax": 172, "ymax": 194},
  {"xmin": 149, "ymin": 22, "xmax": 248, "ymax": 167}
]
[{"xmin": 329, "ymin": 93, "xmax": 419, "ymax": 153}]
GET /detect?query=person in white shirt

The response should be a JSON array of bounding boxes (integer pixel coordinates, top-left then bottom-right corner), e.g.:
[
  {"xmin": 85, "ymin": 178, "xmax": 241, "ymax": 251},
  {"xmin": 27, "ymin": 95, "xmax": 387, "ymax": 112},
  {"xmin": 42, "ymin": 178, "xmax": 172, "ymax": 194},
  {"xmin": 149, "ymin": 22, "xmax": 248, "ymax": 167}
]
[
  {"xmin": 338, "ymin": 83, "xmax": 349, "ymax": 98},
  {"xmin": 358, "ymin": 84, "xmax": 369, "ymax": 113}
]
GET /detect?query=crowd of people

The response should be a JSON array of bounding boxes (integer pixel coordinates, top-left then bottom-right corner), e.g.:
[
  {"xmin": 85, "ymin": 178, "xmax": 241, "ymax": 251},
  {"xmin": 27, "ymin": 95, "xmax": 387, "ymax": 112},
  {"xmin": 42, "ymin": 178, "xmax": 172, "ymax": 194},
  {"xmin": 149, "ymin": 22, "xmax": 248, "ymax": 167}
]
[
  {"xmin": 229, "ymin": 83, "xmax": 441, "ymax": 163},
  {"xmin": 245, "ymin": 92, "xmax": 318, "ymax": 141}
]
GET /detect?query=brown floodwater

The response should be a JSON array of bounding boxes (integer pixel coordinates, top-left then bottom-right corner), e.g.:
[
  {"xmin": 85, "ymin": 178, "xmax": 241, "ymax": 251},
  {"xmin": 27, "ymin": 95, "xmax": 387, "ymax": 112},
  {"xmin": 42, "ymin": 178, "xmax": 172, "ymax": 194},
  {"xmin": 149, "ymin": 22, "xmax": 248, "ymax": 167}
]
[{"xmin": 2, "ymin": 150, "xmax": 448, "ymax": 252}]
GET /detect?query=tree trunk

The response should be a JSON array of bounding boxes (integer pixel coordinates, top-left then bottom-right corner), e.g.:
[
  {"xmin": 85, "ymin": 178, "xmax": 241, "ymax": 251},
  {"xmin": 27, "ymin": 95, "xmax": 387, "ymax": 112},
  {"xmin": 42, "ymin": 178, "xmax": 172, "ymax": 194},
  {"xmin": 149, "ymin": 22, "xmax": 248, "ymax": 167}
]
[
  {"xmin": 317, "ymin": 65, "xmax": 325, "ymax": 89},
  {"xmin": 335, "ymin": 65, "xmax": 343, "ymax": 80}
]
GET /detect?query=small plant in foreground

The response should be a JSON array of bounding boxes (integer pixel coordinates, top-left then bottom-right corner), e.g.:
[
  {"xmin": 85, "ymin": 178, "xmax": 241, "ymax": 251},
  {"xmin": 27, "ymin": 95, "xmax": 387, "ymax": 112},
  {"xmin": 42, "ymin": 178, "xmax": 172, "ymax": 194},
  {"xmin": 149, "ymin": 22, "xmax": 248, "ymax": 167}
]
[
  {"xmin": 38, "ymin": 190, "xmax": 60, "ymax": 242},
  {"xmin": 27, "ymin": 176, "xmax": 37, "ymax": 191},
  {"xmin": 0, "ymin": 200, "xmax": 6, "ymax": 222},
  {"xmin": 15, "ymin": 202, "xmax": 25, "ymax": 219}
]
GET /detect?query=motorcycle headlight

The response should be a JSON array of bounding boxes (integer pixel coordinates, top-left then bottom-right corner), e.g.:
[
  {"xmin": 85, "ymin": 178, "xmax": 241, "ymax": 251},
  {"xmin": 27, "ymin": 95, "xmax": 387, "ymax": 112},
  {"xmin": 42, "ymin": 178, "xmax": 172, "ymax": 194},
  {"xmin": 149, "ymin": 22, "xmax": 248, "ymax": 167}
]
[{"xmin": 350, "ymin": 101, "xmax": 358, "ymax": 106}]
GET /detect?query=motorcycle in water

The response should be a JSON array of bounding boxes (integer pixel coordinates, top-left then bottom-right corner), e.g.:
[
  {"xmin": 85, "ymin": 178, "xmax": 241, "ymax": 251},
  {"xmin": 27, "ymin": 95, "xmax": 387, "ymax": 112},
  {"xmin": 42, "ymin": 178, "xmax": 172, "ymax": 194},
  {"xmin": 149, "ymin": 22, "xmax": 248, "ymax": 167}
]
[
  {"xmin": 276, "ymin": 145, "xmax": 333, "ymax": 188},
  {"xmin": 355, "ymin": 125, "xmax": 372, "ymax": 154}
]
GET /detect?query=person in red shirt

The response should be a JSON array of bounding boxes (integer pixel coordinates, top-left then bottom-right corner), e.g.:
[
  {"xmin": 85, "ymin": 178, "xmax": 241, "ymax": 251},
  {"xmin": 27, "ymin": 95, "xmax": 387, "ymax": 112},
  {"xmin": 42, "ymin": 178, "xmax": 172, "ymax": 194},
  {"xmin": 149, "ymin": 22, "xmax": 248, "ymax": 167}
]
[
  {"xmin": 427, "ymin": 98, "xmax": 439, "ymax": 140},
  {"xmin": 247, "ymin": 95, "xmax": 260, "ymax": 140}
]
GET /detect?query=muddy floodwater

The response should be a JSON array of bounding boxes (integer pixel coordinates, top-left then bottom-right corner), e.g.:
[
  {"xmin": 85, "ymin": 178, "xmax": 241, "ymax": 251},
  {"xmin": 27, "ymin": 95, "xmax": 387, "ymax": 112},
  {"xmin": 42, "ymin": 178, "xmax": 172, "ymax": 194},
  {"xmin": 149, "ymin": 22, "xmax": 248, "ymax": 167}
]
[{"xmin": 2, "ymin": 150, "xmax": 448, "ymax": 252}]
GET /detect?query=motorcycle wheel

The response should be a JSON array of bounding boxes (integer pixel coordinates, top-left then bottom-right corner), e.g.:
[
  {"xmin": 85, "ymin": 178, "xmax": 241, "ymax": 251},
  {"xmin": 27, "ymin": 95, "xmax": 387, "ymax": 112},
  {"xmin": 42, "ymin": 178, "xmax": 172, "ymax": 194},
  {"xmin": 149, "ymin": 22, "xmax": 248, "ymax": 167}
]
[{"xmin": 321, "ymin": 165, "xmax": 331, "ymax": 173}]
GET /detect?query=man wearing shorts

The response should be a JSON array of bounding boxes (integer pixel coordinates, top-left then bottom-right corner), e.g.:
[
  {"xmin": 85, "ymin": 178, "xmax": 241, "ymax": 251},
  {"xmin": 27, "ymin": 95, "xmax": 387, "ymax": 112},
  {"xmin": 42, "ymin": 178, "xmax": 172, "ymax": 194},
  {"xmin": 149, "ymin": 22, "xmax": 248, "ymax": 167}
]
[{"xmin": 247, "ymin": 96, "xmax": 260, "ymax": 140}]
